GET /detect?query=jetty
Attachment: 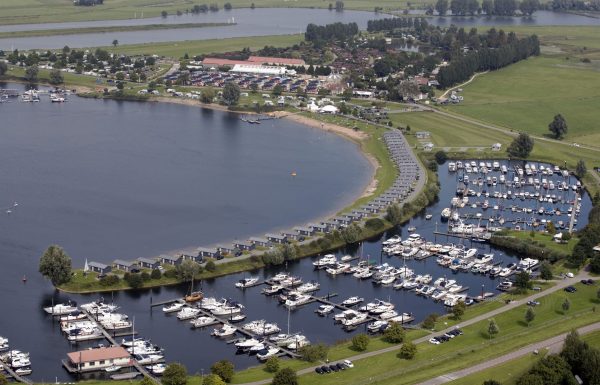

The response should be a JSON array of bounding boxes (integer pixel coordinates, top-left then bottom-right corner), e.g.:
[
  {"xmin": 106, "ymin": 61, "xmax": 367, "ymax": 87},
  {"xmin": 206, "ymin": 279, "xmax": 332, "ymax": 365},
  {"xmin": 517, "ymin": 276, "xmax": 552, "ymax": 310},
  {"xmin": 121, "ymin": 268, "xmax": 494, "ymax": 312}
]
[{"xmin": 1, "ymin": 364, "xmax": 33, "ymax": 385}]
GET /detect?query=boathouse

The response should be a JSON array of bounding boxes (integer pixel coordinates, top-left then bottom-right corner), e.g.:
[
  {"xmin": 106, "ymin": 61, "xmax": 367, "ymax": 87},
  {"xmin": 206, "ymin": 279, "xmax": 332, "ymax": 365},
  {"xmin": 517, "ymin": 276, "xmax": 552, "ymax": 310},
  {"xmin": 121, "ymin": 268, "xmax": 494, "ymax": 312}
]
[
  {"xmin": 112, "ymin": 259, "xmax": 138, "ymax": 273},
  {"xmin": 88, "ymin": 262, "xmax": 112, "ymax": 275},
  {"xmin": 265, "ymin": 233, "xmax": 287, "ymax": 244},
  {"xmin": 159, "ymin": 254, "xmax": 183, "ymax": 266},
  {"xmin": 233, "ymin": 241, "xmax": 255, "ymax": 251},
  {"xmin": 294, "ymin": 226, "xmax": 315, "ymax": 237},
  {"xmin": 63, "ymin": 346, "xmax": 131, "ymax": 373},
  {"xmin": 281, "ymin": 230, "xmax": 301, "ymax": 241},
  {"xmin": 197, "ymin": 247, "xmax": 220, "ymax": 259},
  {"xmin": 217, "ymin": 245, "xmax": 235, "ymax": 256},
  {"xmin": 136, "ymin": 257, "xmax": 160, "ymax": 270},
  {"xmin": 248, "ymin": 237, "xmax": 271, "ymax": 248}
]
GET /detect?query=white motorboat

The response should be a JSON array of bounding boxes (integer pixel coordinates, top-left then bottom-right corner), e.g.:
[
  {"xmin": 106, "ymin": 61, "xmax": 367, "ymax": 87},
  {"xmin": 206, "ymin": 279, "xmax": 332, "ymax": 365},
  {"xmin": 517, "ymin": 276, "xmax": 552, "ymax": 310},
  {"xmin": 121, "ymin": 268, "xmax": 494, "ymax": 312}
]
[
  {"xmin": 286, "ymin": 335, "xmax": 309, "ymax": 350},
  {"xmin": 235, "ymin": 277, "xmax": 260, "ymax": 289},
  {"xmin": 212, "ymin": 324, "xmax": 237, "ymax": 337},
  {"xmin": 341, "ymin": 312, "xmax": 368, "ymax": 327},
  {"xmin": 190, "ymin": 316, "xmax": 216, "ymax": 328},
  {"xmin": 296, "ymin": 281, "xmax": 320, "ymax": 293},
  {"xmin": 177, "ymin": 307, "xmax": 201, "ymax": 320},
  {"xmin": 379, "ymin": 310, "xmax": 399, "ymax": 320},
  {"xmin": 147, "ymin": 363, "xmax": 166, "ymax": 375},
  {"xmin": 235, "ymin": 338, "xmax": 261, "ymax": 350},
  {"xmin": 80, "ymin": 301, "xmax": 118, "ymax": 313},
  {"xmin": 59, "ymin": 311, "xmax": 87, "ymax": 322},
  {"xmin": 313, "ymin": 254, "xmax": 337, "ymax": 268},
  {"xmin": 134, "ymin": 354, "xmax": 164, "ymax": 365},
  {"xmin": 257, "ymin": 347, "xmax": 280, "ymax": 361},
  {"xmin": 269, "ymin": 334, "xmax": 298, "ymax": 346},
  {"xmin": 211, "ymin": 304, "xmax": 243, "ymax": 316},
  {"xmin": 367, "ymin": 320, "xmax": 388, "ymax": 333},
  {"xmin": 261, "ymin": 285, "xmax": 283, "ymax": 296},
  {"xmin": 315, "ymin": 304, "xmax": 334, "ymax": 316},
  {"xmin": 104, "ymin": 365, "xmax": 122, "ymax": 373},
  {"xmin": 229, "ymin": 314, "xmax": 247, "ymax": 323},
  {"xmin": 341, "ymin": 296, "xmax": 364, "ymax": 306},
  {"xmin": 14, "ymin": 367, "xmax": 32, "ymax": 376},
  {"xmin": 382, "ymin": 235, "xmax": 402, "ymax": 246},
  {"xmin": 162, "ymin": 302, "xmax": 185, "ymax": 313},
  {"xmin": 44, "ymin": 303, "xmax": 78, "ymax": 315}
]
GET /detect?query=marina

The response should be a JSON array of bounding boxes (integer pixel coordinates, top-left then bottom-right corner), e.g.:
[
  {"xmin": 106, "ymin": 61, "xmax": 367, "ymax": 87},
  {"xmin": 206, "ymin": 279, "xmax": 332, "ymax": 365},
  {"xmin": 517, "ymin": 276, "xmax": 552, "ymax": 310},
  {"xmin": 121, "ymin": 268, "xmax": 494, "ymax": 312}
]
[{"xmin": 0, "ymin": 81, "xmax": 593, "ymax": 381}]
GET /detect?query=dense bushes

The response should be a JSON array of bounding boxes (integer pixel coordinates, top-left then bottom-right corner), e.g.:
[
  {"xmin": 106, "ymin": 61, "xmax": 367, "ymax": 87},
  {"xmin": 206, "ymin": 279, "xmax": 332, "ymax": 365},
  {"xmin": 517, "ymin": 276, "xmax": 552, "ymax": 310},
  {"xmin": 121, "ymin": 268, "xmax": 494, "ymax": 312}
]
[{"xmin": 490, "ymin": 235, "xmax": 568, "ymax": 262}]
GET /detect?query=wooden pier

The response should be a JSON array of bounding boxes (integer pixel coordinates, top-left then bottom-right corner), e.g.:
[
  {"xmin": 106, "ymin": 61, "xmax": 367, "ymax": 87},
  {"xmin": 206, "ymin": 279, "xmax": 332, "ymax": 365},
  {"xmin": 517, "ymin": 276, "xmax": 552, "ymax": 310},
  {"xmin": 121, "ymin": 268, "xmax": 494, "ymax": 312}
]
[
  {"xmin": 1, "ymin": 363, "xmax": 33, "ymax": 385},
  {"xmin": 80, "ymin": 309, "xmax": 160, "ymax": 383}
]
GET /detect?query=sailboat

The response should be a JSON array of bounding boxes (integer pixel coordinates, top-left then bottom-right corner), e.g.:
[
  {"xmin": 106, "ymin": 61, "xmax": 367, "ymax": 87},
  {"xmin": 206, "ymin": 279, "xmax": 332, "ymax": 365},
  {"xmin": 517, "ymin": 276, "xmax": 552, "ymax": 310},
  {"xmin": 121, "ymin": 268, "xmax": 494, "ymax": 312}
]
[{"xmin": 184, "ymin": 275, "xmax": 203, "ymax": 303}]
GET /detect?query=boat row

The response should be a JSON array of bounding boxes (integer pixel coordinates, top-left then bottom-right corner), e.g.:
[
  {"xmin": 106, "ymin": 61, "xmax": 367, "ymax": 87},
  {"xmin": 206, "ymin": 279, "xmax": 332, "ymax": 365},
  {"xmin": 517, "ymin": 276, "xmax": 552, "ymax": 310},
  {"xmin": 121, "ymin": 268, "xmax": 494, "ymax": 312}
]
[{"xmin": 0, "ymin": 343, "xmax": 32, "ymax": 376}]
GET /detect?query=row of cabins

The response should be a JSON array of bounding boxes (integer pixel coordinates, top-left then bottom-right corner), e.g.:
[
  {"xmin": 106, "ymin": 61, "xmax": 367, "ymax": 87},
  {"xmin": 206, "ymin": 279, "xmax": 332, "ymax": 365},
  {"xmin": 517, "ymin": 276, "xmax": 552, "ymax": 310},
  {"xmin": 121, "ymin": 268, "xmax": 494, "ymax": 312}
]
[{"xmin": 88, "ymin": 131, "xmax": 421, "ymax": 275}]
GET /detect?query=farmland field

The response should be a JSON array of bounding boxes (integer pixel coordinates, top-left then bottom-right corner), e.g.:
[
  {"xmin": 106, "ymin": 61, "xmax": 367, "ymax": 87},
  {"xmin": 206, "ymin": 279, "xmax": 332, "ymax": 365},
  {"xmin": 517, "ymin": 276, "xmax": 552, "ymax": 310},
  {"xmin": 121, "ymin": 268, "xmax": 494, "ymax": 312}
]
[{"xmin": 444, "ymin": 56, "xmax": 600, "ymax": 146}]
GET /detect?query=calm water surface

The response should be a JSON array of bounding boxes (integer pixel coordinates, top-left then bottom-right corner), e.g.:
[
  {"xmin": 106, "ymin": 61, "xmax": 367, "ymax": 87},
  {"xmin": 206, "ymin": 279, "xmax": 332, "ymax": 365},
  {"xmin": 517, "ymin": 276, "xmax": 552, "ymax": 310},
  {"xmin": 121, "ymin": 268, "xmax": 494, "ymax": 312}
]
[
  {"xmin": 0, "ymin": 84, "xmax": 592, "ymax": 381},
  {"xmin": 1, "ymin": 9, "xmax": 598, "ymax": 50}
]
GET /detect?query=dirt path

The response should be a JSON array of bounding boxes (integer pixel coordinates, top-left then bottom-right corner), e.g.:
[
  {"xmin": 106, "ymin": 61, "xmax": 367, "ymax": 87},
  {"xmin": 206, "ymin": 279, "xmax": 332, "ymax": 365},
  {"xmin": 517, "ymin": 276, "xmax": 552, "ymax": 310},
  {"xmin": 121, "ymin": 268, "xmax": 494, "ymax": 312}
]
[
  {"xmin": 440, "ymin": 71, "xmax": 489, "ymax": 99},
  {"xmin": 238, "ymin": 271, "xmax": 594, "ymax": 385}
]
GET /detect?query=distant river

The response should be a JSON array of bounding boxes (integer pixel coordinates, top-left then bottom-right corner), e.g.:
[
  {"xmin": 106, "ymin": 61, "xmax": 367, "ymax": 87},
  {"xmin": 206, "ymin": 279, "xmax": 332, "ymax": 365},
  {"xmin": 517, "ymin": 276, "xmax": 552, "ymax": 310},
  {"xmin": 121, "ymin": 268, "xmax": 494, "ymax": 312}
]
[{"xmin": 1, "ymin": 9, "xmax": 597, "ymax": 50}]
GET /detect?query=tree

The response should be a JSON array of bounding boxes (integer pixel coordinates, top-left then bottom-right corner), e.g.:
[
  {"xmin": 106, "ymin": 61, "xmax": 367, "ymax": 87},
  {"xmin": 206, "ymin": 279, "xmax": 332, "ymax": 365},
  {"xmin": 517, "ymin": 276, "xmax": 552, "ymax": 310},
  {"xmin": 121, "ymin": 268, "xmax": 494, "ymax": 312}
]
[
  {"xmin": 399, "ymin": 341, "xmax": 417, "ymax": 359},
  {"xmin": 39, "ymin": 245, "xmax": 72, "ymax": 286},
  {"xmin": 434, "ymin": 150, "xmax": 448, "ymax": 164},
  {"xmin": 112, "ymin": 39, "xmax": 119, "ymax": 48},
  {"xmin": 222, "ymin": 81, "xmax": 240, "ymax": 105},
  {"xmin": 548, "ymin": 114, "xmax": 568, "ymax": 139},
  {"xmin": 488, "ymin": 318, "xmax": 499, "ymax": 339},
  {"xmin": 0, "ymin": 61, "xmax": 7, "ymax": 76},
  {"xmin": 272, "ymin": 84, "xmax": 283, "ymax": 96},
  {"xmin": 539, "ymin": 262, "xmax": 553, "ymax": 280},
  {"xmin": 341, "ymin": 223, "xmax": 362, "ymax": 243},
  {"xmin": 49, "ymin": 69, "xmax": 64, "ymax": 85},
  {"xmin": 562, "ymin": 298, "xmax": 570, "ymax": 313},
  {"xmin": 161, "ymin": 10, "xmax": 168, "ymax": 17},
  {"xmin": 264, "ymin": 356, "xmax": 280, "ymax": 373},
  {"xmin": 507, "ymin": 133, "xmax": 534, "ymax": 158},
  {"xmin": 272, "ymin": 368, "xmax": 298, "ymax": 385},
  {"xmin": 482, "ymin": 0, "xmax": 494, "ymax": 13},
  {"xmin": 151, "ymin": 268, "xmax": 162, "ymax": 280},
  {"xmin": 298, "ymin": 343, "xmax": 328, "ymax": 362},
  {"xmin": 262, "ymin": 249, "xmax": 284, "ymax": 266},
  {"xmin": 202, "ymin": 374, "xmax": 226, "ymax": 385},
  {"xmin": 384, "ymin": 322, "xmax": 406, "ymax": 343},
  {"xmin": 280, "ymin": 243, "xmax": 297, "ymax": 261},
  {"xmin": 250, "ymin": 83, "xmax": 258, "ymax": 93},
  {"xmin": 125, "ymin": 273, "xmax": 144, "ymax": 289},
  {"xmin": 211, "ymin": 360, "xmax": 234, "ymax": 383},
  {"xmin": 24, "ymin": 65, "xmax": 39, "ymax": 82},
  {"xmin": 422, "ymin": 313, "xmax": 438, "ymax": 330},
  {"xmin": 515, "ymin": 271, "xmax": 532, "ymax": 292},
  {"xmin": 201, "ymin": 87, "xmax": 215, "ymax": 104},
  {"xmin": 351, "ymin": 334, "xmax": 370, "ymax": 351},
  {"xmin": 516, "ymin": 374, "xmax": 543, "ymax": 385},
  {"xmin": 576, "ymin": 160, "xmax": 587, "ymax": 178},
  {"xmin": 205, "ymin": 260, "xmax": 217, "ymax": 272},
  {"xmin": 525, "ymin": 307, "xmax": 535, "ymax": 326},
  {"xmin": 162, "ymin": 363, "xmax": 187, "ymax": 385},
  {"xmin": 0, "ymin": 373, "xmax": 8, "ymax": 385},
  {"xmin": 385, "ymin": 204, "xmax": 403, "ymax": 226},
  {"xmin": 335, "ymin": 0, "xmax": 344, "ymax": 11},
  {"xmin": 519, "ymin": 0, "xmax": 540, "ymax": 15},
  {"xmin": 452, "ymin": 301, "xmax": 466, "ymax": 320},
  {"xmin": 224, "ymin": 2, "xmax": 232, "ymax": 10},
  {"xmin": 175, "ymin": 259, "xmax": 201, "ymax": 281},
  {"xmin": 435, "ymin": 0, "xmax": 449, "ymax": 14}
]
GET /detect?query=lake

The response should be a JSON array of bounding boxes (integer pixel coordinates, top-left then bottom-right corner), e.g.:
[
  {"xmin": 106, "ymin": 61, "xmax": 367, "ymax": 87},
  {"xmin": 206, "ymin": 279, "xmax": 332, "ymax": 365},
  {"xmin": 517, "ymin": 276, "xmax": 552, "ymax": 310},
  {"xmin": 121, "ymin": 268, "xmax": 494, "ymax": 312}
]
[
  {"xmin": 1, "ymin": 9, "xmax": 598, "ymax": 50},
  {"xmin": 0, "ymin": 85, "xmax": 592, "ymax": 382}
]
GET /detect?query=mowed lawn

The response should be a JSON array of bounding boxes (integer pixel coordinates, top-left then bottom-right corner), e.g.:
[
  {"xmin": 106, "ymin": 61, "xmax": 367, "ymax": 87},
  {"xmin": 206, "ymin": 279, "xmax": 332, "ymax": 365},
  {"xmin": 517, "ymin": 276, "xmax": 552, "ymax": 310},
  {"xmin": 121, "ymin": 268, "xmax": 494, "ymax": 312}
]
[
  {"xmin": 389, "ymin": 111, "xmax": 513, "ymax": 148},
  {"xmin": 446, "ymin": 56, "xmax": 600, "ymax": 144}
]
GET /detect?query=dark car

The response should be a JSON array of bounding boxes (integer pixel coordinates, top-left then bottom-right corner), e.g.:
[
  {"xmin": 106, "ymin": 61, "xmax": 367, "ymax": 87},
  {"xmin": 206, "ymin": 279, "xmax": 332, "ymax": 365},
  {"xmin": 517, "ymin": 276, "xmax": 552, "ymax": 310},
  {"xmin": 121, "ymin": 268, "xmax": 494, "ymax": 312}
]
[
  {"xmin": 321, "ymin": 365, "xmax": 331, "ymax": 373},
  {"xmin": 564, "ymin": 286, "xmax": 577, "ymax": 293},
  {"xmin": 527, "ymin": 300, "xmax": 540, "ymax": 307},
  {"xmin": 582, "ymin": 279, "xmax": 595, "ymax": 285},
  {"xmin": 336, "ymin": 363, "xmax": 346, "ymax": 371},
  {"xmin": 329, "ymin": 364, "xmax": 339, "ymax": 372},
  {"xmin": 315, "ymin": 367, "xmax": 323, "ymax": 374}
]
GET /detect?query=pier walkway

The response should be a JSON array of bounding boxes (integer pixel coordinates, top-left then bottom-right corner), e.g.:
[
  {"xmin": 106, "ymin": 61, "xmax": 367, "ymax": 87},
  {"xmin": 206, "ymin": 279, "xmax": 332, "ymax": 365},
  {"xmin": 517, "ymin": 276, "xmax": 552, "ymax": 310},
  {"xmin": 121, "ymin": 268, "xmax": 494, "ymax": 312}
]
[
  {"xmin": 80, "ymin": 309, "xmax": 160, "ymax": 383},
  {"xmin": 1, "ymin": 363, "xmax": 33, "ymax": 385}
]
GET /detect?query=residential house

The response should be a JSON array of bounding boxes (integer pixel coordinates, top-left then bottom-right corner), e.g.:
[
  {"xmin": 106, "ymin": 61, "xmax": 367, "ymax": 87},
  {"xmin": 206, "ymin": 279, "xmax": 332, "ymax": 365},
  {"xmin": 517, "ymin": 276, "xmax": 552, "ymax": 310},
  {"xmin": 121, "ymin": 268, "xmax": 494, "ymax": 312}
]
[{"xmin": 88, "ymin": 262, "xmax": 112, "ymax": 275}]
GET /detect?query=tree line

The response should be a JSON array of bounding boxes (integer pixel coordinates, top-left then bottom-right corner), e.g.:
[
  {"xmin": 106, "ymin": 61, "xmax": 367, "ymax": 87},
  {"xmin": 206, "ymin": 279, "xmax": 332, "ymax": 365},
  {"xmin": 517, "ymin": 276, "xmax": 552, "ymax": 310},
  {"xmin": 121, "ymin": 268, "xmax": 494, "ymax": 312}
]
[
  {"xmin": 436, "ymin": 33, "xmax": 539, "ymax": 88},
  {"xmin": 551, "ymin": 0, "xmax": 600, "ymax": 11},
  {"xmin": 304, "ymin": 22, "xmax": 359, "ymax": 42},
  {"xmin": 367, "ymin": 17, "xmax": 430, "ymax": 33},
  {"xmin": 74, "ymin": 0, "xmax": 104, "ymax": 5}
]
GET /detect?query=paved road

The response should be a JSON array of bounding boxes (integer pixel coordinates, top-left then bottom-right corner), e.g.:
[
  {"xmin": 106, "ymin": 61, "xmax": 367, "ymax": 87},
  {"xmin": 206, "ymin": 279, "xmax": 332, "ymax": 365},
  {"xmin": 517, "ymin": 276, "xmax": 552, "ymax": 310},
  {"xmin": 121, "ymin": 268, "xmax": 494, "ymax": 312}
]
[
  {"xmin": 239, "ymin": 271, "xmax": 594, "ymax": 385},
  {"xmin": 418, "ymin": 321, "xmax": 600, "ymax": 385}
]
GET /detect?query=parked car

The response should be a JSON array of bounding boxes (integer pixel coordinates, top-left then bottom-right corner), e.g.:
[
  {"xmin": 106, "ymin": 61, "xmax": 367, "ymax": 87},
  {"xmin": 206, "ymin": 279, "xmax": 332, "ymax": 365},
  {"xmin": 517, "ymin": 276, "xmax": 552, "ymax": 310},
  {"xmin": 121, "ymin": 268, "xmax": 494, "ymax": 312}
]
[
  {"xmin": 315, "ymin": 367, "xmax": 323, "ymax": 374},
  {"xmin": 527, "ymin": 300, "xmax": 540, "ymax": 306},
  {"xmin": 564, "ymin": 286, "xmax": 577, "ymax": 293},
  {"xmin": 343, "ymin": 360, "xmax": 354, "ymax": 368}
]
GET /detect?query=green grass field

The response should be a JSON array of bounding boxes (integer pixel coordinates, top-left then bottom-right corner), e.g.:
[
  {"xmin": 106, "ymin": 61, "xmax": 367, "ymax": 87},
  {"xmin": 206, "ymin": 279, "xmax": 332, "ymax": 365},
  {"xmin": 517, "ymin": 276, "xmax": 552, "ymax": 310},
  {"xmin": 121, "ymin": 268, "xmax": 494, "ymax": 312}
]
[
  {"xmin": 444, "ymin": 56, "xmax": 600, "ymax": 145},
  {"xmin": 102, "ymin": 34, "xmax": 303, "ymax": 58},
  {"xmin": 0, "ymin": 0, "xmax": 412, "ymax": 25},
  {"xmin": 446, "ymin": 353, "xmax": 545, "ymax": 385}
]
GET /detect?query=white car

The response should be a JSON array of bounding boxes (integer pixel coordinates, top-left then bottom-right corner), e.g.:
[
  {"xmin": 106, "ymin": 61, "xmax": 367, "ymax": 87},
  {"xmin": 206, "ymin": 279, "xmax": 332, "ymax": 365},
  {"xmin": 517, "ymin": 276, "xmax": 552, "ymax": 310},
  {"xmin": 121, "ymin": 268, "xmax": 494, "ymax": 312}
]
[
  {"xmin": 429, "ymin": 338, "xmax": 441, "ymax": 345},
  {"xmin": 343, "ymin": 359, "xmax": 354, "ymax": 368},
  {"xmin": 566, "ymin": 272, "xmax": 574, "ymax": 278}
]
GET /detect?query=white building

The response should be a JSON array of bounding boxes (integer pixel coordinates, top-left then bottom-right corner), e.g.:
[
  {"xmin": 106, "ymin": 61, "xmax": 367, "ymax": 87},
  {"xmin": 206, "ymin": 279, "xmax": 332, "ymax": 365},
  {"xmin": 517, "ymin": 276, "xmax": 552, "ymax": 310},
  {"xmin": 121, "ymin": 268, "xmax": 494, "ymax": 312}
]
[
  {"xmin": 64, "ymin": 347, "xmax": 131, "ymax": 373},
  {"xmin": 230, "ymin": 64, "xmax": 289, "ymax": 75}
]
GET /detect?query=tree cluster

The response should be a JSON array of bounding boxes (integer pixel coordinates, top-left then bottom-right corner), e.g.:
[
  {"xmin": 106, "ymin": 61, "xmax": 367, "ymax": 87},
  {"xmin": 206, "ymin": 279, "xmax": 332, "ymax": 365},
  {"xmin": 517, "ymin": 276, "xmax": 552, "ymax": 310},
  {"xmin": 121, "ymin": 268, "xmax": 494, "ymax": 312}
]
[
  {"xmin": 551, "ymin": 0, "xmax": 600, "ymax": 11},
  {"xmin": 515, "ymin": 331, "xmax": 600, "ymax": 385},
  {"xmin": 436, "ymin": 34, "xmax": 540, "ymax": 88},
  {"xmin": 507, "ymin": 133, "xmax": 535, "ymax": 158},
  {"xmin": 450, "ymin": 0, "xmax": 480, "ymax": 15},
  {"xmin": 298, "ymin": 343, "xmax": 329, "ymax": 362},
  {"xmin": 305, "ymin": 22, "xmax": 359, "ymax": 42},
  {"xmin": 39, "ymin": 245, "xmax": 72, "ymax": 286}
]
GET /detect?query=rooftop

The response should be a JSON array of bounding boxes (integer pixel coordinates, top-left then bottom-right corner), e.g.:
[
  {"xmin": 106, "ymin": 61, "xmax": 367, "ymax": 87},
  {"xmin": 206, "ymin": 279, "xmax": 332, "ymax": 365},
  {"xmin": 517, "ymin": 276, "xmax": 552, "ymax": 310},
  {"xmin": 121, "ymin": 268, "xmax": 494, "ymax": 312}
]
[{"xmin": 67, "ymin": 347, "xmax": 129, "ymax": 364}]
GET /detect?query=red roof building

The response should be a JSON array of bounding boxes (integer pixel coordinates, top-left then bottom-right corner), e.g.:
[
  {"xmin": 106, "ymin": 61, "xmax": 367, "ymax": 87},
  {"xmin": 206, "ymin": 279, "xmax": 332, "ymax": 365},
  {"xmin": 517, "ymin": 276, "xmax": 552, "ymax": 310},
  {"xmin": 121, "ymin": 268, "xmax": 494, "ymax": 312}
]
[
  {"xmin": 64, "ymin": 347, "xmax": 131, "ymax": 373},
  {"xmin": 247, "ymin": 56, "xmax": 305, "ymax": 66}
]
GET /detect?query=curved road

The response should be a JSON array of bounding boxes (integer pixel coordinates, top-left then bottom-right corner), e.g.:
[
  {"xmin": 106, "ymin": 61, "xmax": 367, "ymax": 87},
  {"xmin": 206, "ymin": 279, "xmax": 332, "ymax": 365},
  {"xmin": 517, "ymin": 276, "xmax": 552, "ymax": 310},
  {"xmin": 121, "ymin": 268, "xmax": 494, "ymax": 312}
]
[{"xmin": 239, "ymin": 270, "xmax": 594, "ymax": 385}]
